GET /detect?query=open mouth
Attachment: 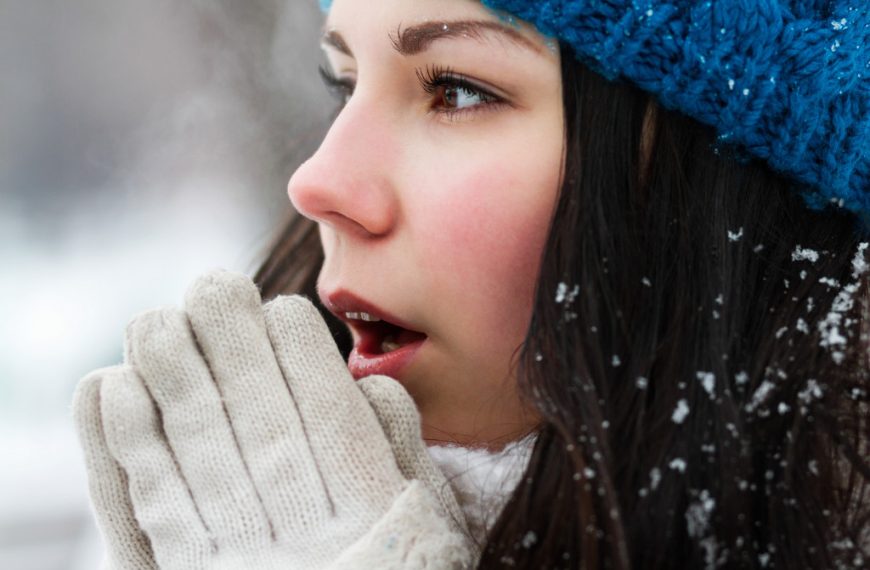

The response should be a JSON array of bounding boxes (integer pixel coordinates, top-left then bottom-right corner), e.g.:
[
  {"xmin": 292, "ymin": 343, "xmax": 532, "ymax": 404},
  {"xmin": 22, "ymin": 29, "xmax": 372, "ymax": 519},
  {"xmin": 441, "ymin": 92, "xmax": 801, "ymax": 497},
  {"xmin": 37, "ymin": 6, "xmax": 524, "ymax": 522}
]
[
  {"xmin": 349, "ymin": 316, "xmax": 428, "ymax": 356},
  {"xmin": 322, "ymin": 290, "xmax": 429, "ymax": 380}
]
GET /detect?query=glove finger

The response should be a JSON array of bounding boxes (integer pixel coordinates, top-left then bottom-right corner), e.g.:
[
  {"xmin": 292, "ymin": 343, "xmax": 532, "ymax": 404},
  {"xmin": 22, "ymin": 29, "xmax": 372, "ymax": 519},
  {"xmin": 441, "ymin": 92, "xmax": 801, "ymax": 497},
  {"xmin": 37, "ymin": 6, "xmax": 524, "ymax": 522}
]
[
  {"xmin": 263, "ymin": 295, "xmax": 402, "ymax": 508},
  {"xmin": 125, "ymin": 307, "xmax": 271, "ymax": 551},
  {"xmin": 183, "ymin": 270, "xmax": 330, "ymax": 537},
  {"xmin": 73, "ymin": 368, "xmax": 157, "ymax": 570},
  {"xmin": 99, "ymin": 365, "xmax": 212, "ymax": 569},
  {"xmin": 356, "ymin": 375, "xmax": 467, "ymax": 533}
]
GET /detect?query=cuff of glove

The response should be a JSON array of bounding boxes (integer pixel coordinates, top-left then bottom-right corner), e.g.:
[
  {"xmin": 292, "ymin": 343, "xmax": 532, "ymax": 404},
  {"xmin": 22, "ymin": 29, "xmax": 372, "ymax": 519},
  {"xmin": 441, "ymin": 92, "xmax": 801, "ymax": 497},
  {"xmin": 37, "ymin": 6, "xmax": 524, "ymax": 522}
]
[
  {"xmin": 330, "ymin": 480, "xmax": 476, "ymax": 570},
  {"xmin": 209, "ymin": 481, "xmax": 477, "ymax": 570}
]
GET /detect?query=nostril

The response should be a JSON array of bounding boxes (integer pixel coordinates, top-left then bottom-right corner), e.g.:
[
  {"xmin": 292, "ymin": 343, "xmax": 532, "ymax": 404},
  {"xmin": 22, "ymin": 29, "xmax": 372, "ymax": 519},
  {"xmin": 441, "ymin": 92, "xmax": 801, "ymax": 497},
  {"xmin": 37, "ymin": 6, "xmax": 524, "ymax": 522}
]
[{"xmin": 323, "ymin": 211, "xmax": 383, "ymax": 238}]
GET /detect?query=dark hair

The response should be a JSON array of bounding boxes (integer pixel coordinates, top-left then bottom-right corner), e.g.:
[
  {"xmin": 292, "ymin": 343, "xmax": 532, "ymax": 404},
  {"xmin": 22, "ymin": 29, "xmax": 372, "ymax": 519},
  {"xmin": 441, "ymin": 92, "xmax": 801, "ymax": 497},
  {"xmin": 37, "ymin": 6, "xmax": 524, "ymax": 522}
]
[{"xmin": 256, "ymin": 45, "xmax": 869, "ymax": 568}]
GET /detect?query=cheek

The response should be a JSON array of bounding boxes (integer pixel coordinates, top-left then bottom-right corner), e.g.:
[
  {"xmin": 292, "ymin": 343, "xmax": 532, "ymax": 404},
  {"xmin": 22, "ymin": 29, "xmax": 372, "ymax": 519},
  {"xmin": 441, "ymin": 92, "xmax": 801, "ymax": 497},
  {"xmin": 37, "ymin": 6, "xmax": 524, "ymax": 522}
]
[{"xmin": 418, "ymin": 157, "xmax": 559, "ymax": 343}]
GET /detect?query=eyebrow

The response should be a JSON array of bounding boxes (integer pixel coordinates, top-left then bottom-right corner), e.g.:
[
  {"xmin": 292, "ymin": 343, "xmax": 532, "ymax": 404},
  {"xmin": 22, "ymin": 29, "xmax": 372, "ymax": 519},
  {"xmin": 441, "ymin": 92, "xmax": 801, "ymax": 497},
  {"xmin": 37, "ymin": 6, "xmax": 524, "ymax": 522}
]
[{"xmin": 321, "ymin": 19, "xmax": 541, "ymax": 58}]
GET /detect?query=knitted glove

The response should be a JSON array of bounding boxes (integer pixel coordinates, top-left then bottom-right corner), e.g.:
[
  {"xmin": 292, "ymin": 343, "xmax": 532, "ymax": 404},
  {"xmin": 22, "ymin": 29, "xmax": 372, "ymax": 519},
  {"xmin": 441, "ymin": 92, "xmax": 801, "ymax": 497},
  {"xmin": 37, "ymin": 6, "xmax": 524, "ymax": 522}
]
[{"xmin": 73, "ymin": 270, "xmax": 475, "ymax": 569}]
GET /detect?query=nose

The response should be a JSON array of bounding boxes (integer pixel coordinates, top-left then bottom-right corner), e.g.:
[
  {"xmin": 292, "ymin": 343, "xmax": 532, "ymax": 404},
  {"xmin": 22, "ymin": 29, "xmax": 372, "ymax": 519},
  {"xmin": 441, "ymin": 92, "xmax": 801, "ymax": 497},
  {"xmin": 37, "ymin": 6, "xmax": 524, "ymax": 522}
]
[{"xmin": 287, "ymin": 100, "xmax": 399, "ymax": 238}]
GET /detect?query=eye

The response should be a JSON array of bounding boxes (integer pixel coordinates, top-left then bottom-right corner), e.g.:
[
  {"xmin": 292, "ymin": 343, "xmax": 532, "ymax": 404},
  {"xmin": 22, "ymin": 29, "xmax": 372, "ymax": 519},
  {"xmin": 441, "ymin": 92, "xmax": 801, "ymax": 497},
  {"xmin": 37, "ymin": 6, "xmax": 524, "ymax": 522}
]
[
  {"xmin": 430, "ymin": 83, "xmax": 490, "ymax": 110},
  {"xmin": 318, "ymin": 65, "xmax": 354, "ymax": 107},
  {"xmin": 416, "ymin": 65, "xmax": 505, "ymax": 118}
]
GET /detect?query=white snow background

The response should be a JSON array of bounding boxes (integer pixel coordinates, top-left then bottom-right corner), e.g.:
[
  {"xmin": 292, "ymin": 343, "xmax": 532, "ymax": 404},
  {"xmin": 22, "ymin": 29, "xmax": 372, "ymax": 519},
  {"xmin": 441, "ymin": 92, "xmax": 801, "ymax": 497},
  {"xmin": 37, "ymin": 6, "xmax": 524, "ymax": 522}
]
[{"xmin": 0, "ymin": 1, "xmax": 329, "ymax": 567}]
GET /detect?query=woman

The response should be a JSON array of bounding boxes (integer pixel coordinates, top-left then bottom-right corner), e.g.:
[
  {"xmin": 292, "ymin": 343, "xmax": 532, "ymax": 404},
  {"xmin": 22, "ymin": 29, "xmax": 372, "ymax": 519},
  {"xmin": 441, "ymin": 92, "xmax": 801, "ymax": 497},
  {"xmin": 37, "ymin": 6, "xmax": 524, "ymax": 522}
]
[{"xmin": 76, "ymin": 0, "xmax": 869, "ymax": 568}]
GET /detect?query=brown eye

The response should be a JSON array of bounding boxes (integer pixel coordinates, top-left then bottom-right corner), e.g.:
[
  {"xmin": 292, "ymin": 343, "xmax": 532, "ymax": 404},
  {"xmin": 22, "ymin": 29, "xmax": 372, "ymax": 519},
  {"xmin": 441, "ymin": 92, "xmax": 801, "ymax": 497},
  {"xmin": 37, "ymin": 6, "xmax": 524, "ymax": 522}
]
[
  {"xmin": 416, "ymin": 65, "xmax": 505, "ymax": 118},
  {"xmin": 431, "ymin": 84, "xmax": 490, "ymax": 111},
  {"xmin": 433, "ymin": 85, "xmax": 458, "ymax": 108}
]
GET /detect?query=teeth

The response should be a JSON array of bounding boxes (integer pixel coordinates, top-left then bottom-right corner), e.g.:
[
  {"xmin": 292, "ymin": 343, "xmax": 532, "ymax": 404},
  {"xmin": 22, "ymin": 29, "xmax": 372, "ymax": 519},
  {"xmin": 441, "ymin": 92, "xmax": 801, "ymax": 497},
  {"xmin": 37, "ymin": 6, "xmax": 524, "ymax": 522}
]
[
  {"xmin": 345, "ymin": 311, "xmax": 381, "ymax": 322},
  {"xmin": 381, "ymin": 335, "xmax": 402, "ymax": 353}
]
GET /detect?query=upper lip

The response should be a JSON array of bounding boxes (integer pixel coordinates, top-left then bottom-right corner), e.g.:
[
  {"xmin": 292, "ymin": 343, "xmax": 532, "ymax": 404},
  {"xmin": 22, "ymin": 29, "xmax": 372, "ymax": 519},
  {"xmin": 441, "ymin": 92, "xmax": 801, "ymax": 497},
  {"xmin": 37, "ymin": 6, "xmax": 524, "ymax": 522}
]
[{"xmin": 321, "ymin": 289, "xmax": 421, "ymax": 333}]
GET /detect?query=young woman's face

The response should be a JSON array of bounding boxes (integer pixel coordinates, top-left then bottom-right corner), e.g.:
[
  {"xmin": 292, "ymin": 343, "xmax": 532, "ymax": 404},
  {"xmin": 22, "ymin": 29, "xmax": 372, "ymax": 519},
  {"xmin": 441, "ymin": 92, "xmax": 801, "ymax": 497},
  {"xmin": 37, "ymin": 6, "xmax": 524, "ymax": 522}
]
[{"xmin": 288, "ymin": 0, "xmax": 563, "ymax": 448}]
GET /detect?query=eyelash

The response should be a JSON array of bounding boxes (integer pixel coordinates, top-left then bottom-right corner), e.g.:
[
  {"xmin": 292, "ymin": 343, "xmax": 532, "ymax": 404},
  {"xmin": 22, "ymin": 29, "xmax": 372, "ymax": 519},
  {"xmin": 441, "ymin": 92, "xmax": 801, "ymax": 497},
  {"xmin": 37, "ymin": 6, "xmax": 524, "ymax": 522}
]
[
  {"xmin": 318, "ymin": 65, "xmax": 354, "ymax": 106},
  {"xmin": 317, "ymin": 64, "xmax": 506, "ymax": 120}
]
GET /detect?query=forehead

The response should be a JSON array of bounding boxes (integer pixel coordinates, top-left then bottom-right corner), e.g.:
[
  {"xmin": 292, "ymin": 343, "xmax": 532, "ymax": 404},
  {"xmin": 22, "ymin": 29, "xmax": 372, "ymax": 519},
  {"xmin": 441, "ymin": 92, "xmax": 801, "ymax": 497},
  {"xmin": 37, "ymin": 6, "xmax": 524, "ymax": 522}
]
[{"xmin": 324, "ymin": 0, "xmax": 552, "ymax": 57}]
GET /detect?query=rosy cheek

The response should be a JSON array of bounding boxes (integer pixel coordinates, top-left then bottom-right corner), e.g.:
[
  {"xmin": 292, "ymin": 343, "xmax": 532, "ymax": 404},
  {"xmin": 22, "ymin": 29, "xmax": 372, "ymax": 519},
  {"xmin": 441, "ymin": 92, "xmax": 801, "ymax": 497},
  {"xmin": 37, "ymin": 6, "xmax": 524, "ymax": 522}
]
[{"xmin": 418, "ymin": 161, "xmax": 556, "ymax": 337}]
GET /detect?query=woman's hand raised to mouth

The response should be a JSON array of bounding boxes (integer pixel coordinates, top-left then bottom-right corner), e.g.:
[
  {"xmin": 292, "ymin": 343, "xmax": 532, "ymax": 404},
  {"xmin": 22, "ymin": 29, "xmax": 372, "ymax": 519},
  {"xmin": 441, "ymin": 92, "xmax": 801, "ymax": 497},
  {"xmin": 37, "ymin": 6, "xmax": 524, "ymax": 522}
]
[{"xmin": 73, "ymin": 269, "xmax": 476, "ymax": 569}]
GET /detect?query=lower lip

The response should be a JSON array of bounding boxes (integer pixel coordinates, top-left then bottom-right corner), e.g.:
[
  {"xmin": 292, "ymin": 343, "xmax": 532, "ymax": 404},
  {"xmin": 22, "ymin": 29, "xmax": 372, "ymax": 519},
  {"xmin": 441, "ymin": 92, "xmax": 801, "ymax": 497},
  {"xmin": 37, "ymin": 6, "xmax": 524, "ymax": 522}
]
[{"xmin": 347, "ymin": 339, "xmax": 426, "ymax": 380}]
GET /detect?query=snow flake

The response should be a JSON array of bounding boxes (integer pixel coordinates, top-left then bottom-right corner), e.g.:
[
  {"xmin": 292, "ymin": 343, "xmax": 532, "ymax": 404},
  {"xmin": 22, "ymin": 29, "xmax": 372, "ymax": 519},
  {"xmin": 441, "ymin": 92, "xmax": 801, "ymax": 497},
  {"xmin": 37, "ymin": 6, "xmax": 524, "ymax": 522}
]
[
  {"xmin": 775, "ymin": 326, "xmax": 788, "ymax": 339},
  {"xmin": 792, "ymin": 245, "xmax": 820, "ymax": 263},
  {"xmin": 795, "ymin": 380, "xmax": 822, "ymax": 408},
  {"xmin": 725, "ymin": 423, "xmax": 738, "ymax": 438},
  {"xmin": 696, "ymin": 371, "xmax": 715, "ymax": 396},
  {"xmin": 636, "ymin": 376, "xmax": 649, "ymax": 390},
  {"xmin": 796, "ymin": 318, "xmax": 809, "ymax": 334},
  {"xmin": 686, "ymin": 490, "xmax": 716, "ymax": 538},
  {"xmin": 727, "ymin": 227, "xmax": 744, "ymax": 241},
  {"xmin": 612, "ymin": 355, "xmax": 622, "ymax": 367},
  {"xmin": 555, "ymin": 282, "xmax": 580, "ymax": 304},
  {"xmin": 777, "ymin": 402, "xmax": 790, "ymax": 415},
  {"xmin": 821, "ymin": 325, "xmax": 847, "ymax": 347},
  {"xmin": 734, "ymin": 371, "xmax": 749, "ymax": 386},
  {"xmin": 672, "ymin": 399, "xmax": 690, "ymax": 423},
  {"xmin": 727, "ymin": 78, "xmax": 735, "ymax": 90},
  {"xmin": 851, "ymin": 242, "xmax": 868, "ymax": 278},
  {"xmin": 650, "ymin": 467, "xmax": 662, "ymax": 490},
  {"xmin": 521, "ymin": 531, "xmax": 537, "ymax": 548},
  {"xmin": 831, "ymin": 18, "xmax": 848, "ymax": 31},
  {"xmin": 669, "ymin": 458, "xmax": 687, "ymax": 473},
  {"xmin": 642, "ymin": 277, "xmax": 652, "ymax": 287},
  {"xmin": 745, "ymin": 380, "xmax": 775, "ymax": 413}
]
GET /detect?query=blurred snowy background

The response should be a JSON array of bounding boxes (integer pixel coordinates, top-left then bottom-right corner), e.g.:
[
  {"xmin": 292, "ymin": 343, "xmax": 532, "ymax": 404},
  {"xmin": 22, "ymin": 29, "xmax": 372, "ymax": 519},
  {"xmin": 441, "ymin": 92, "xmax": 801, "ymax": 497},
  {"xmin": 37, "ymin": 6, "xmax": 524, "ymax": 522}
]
[{"xmin": 0, "ymin": 1, "xmax": 330, "ymax": 567}]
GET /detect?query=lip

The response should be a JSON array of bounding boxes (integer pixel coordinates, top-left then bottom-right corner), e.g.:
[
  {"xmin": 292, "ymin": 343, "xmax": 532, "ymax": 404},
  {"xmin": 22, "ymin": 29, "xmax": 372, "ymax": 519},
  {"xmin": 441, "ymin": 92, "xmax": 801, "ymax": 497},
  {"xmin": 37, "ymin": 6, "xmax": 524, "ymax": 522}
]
[{"xmin": 322, "ymin": 289, "xmax": 427, "ymax": 380}]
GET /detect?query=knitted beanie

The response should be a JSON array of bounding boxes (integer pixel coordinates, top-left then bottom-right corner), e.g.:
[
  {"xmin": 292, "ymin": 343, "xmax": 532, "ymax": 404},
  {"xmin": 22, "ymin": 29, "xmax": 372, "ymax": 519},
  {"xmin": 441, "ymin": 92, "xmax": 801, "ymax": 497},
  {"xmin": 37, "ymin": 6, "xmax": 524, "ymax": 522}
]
[
  {"xmin": 318, "ymin": 0, "xmax": 869, "ymax": 223},
  {"xmin": 482, "ymin": 0, "xmax": 869, "ymax": 220}
]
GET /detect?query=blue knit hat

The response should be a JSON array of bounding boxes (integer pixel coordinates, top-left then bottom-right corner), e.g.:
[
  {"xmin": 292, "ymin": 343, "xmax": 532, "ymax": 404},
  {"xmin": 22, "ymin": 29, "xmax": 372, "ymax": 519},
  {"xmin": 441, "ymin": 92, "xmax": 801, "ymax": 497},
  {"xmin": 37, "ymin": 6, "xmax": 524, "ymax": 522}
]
[
  {"xmin": 482, "ymin": 1, "xmax": 869, "ymax": 220},
  {"xmin": 319, "ymin": 1, "xmax": 870, "ymax": 224}
]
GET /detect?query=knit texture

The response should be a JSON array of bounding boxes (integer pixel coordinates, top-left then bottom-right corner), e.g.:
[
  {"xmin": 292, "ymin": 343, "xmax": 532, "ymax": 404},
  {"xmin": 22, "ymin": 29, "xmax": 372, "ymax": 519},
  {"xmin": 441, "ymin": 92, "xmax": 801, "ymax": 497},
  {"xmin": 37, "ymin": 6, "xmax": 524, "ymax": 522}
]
[
  {"xmin": 74, "ymin": 270, "xmax": 475, "ymax": 569},
  {"xmin": 482, "ymin": 0, "xmax": 869, "ymax": 217}
]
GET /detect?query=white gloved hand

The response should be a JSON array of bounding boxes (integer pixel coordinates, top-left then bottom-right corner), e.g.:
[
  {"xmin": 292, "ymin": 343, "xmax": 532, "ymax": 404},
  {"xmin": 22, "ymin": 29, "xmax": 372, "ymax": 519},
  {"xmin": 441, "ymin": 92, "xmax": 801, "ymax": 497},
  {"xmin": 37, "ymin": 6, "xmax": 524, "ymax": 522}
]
[{"xmin": 73, "ymin": 270, "xmax": 475, "ymax": 569}]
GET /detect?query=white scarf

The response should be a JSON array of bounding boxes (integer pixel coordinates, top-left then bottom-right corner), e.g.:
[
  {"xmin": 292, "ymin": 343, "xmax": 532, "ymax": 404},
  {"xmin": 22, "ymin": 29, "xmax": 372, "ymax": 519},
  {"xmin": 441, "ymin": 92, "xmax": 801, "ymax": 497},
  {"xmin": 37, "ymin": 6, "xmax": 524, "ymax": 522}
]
[{"xmin": 427, "ymin": 433, "xmax": 537, "ymax": 546}]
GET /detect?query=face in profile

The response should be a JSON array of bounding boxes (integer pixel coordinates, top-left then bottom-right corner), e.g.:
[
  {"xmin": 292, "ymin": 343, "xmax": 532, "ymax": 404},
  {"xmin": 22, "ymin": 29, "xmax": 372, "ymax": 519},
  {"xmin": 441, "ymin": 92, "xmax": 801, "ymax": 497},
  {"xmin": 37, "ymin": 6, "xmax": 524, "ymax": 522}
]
[{"xmin": 287, "ymin": 0, "xmax": 564, "ymax": 447}]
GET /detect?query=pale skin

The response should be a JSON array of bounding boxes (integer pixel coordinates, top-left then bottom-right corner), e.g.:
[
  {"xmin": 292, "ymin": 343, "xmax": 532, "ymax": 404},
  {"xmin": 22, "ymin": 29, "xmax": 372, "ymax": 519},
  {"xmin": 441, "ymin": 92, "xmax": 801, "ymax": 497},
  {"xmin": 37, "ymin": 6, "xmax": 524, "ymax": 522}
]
[{"xmin": 287, "ymin": 0, "xmax": 564, "ymax": 450}]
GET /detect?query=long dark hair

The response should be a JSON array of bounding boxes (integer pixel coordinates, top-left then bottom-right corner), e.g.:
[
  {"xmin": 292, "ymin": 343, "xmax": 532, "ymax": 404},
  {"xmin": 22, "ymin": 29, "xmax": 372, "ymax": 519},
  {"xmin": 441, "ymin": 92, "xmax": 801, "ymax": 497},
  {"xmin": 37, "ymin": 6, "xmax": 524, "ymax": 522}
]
[{"xmin": 256, "ymin": 45, "xmax": 869, "ymax": 568}]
